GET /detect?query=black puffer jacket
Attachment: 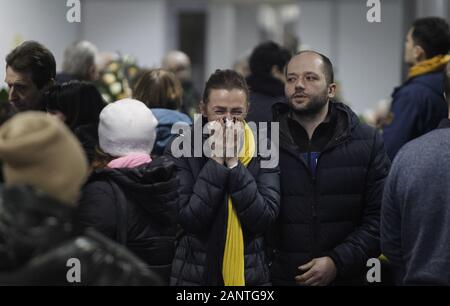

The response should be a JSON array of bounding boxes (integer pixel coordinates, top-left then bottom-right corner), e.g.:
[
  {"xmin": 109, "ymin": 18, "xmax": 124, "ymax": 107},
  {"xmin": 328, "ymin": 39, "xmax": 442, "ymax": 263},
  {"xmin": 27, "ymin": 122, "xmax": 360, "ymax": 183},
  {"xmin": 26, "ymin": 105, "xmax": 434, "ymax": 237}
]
[
  {"xmin": 271, "ymin": 102, "xmax": 390, "ymax": 285},
  {"xmin": 166, "ymin": 121, "xmax": 280, "ymax": 286},
  {"xmin": 0, "ymin": 185, "xmax": 159, "ymax": 285},
  {"xmin": 77, "ymin": 156, "xmax": 179, "ymax": 284}
]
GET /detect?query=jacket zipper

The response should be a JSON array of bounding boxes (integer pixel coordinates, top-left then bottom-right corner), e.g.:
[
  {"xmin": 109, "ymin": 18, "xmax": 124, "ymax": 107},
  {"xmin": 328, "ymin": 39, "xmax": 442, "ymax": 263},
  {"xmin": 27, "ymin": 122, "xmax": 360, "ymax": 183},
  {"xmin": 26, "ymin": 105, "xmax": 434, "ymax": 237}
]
[{"xmin": 310, "ymin": 149, "xmax": 319, "ymax": 258}]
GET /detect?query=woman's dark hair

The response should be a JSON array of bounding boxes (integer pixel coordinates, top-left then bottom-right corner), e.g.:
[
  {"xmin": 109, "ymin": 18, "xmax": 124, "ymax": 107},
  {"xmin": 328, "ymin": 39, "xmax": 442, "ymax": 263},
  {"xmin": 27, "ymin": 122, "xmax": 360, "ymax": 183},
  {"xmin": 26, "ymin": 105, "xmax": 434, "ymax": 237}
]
[
  {"xmin": 41, "ymin": 81, "xmax": 106, "ymax": 130},
  {"xmin": 91, "ymin": 146, "xmax": 114, "ymax": 170},
  {"xmin": 202, "ymin": 69, "xmax": 249, "ymax": 104},
  {"xmin": 132, "ymin": 69, "xmax": 183, "ymax": 110}
]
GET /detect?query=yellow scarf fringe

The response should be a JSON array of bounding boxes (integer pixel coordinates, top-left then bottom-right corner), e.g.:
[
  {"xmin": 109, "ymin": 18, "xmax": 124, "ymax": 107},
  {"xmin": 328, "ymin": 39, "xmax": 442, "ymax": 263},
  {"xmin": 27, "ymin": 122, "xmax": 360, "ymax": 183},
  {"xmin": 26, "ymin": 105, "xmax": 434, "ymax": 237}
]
[{"xmin": 222, "ymin": 122, "xmax": 255, "ymax": 286}]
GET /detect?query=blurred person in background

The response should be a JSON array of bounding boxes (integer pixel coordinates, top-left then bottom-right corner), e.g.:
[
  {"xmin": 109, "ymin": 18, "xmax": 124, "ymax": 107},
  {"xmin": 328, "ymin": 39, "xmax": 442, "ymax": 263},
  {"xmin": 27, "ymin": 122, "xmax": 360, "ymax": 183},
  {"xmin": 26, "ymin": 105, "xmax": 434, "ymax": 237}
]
[
  {"xmin": 0, "ymin": 112, "xmax": 159, "ymax": 285},
  {"xmin": 383, "ymin": 17, "xmax": 450, "ymax": 160},
  {"xmin": 5, "ymin": 41, "xmax": 56, "ymax": 112},
  {"xmin": 133, "ymin": 69, "xmax": 192, "ymax": 156},
  {"xmin": 40, "ymin": 81, "xmax": 106, "ymax": 163},
  {"xmin": 56, "ymin": 40, "xmax": 99, "ymax": 84},
  {"xmin": 245, "ymin": 41, "xmax": 291, "ymax": 125},
  {"xmin": 162, "ymin": 50, "xmax": 200, "ymax": 119}
]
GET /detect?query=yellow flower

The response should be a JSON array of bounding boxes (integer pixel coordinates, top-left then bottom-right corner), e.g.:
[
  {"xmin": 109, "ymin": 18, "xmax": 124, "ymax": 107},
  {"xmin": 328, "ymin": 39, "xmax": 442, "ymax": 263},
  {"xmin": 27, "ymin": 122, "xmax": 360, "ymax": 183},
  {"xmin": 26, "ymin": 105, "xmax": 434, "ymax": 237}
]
[
  {"xmin": 102, "ymin": 73, "xmax": 116, "ymax": 85},
  {"xmin": 108, "ymin": 62, "xmax": 120, "ymax": 72}
]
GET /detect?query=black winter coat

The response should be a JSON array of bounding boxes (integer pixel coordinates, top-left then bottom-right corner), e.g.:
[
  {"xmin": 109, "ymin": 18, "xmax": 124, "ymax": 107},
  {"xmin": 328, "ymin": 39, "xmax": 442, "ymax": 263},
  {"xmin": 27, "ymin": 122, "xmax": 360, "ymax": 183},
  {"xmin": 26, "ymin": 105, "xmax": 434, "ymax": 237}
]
[
  {"xmin": 0, "ymin": 185, "xmax": 159, "ymax": 285},
  {"xmin": 77, "ymin": 156, "xmax": 179, "ymax": 284},
  {"xmin": 166, "ymin": 122, "xmax": 280, "ymax": 286},
  {"xmin": 271, "ymin": 102, "xmax": 390, "ymax": 285}
]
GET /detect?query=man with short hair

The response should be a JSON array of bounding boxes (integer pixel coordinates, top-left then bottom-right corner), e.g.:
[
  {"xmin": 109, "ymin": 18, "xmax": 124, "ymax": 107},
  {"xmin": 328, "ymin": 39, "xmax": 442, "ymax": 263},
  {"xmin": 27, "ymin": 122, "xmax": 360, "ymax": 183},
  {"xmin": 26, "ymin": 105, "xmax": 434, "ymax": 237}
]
[
  {"xmin": 245, "ymin": 41, "xmax": 291, "ymax": 125},
  {"xmin": 5, "ymin": 41, "xmax": 56, "ymax": 112},
  {"xmin": 381, "ymin": 61, "xmax": 450, "ymax": 285},
  {"xmin": 271, "ymin": 51, "xmax": 390, "ymax": 285},
  {"xmin": 57, "ymin": 40, "xmax": 99, "ymax": 83},
  {"xmin": 383, "ymin": 17, "xmax": 450, "ymax": 160},
  {"xmin": 162, "ymin": 50, "xmax": 200, "ymax": 119}
]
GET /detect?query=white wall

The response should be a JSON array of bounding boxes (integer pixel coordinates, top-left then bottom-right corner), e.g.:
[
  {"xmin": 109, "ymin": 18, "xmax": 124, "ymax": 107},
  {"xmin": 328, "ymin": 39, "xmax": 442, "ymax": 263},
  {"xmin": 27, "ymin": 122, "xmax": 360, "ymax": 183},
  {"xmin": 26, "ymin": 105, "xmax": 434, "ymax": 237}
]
[
  {"xmin": 81, "ymin": 0, "xmax": 168, "ymax": 68},
  {"xmin": 235, "ymin": 4, "xmax": 260, "ymax": 62},
  {"xmin": 205, "ymin": 2, "xmax": 260, "ymax": 79},
  {"xmin": 297, "ymin": 0, "xmax": 405, "ymax": 114},
  {"xmin": 416, "ymin": 0, "xmax": 449, "ymax": 18},
  {"xmin": 297, "ymin": 0, "xmax": 335, "ymax": 57},
  {"xmin": 205, "ymin": 2, "xmax": 237, "ymax": 75},
  {"xmin": 335, "ymin": 0, "xmax": 404, "ymax": 113},
  {"xmin": 0, "ymin": 0, "xmax": 79, "ymax": 87}
]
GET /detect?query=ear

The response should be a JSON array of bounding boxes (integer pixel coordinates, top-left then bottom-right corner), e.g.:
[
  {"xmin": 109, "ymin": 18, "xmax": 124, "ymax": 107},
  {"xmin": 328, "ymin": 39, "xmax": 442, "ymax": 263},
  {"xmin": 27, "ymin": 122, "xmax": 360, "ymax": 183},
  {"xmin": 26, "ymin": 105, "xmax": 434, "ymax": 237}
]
[
  {"xmin": 328, "ymin": 83, "xmax": 337, "ymax": 99},
  {"xmin": 414, "ymin": 45, "xmax": 426, "ymax": 61},
  {"xmin": 199, "ymin": 101, "xmax": 207, "ymax": 117}
]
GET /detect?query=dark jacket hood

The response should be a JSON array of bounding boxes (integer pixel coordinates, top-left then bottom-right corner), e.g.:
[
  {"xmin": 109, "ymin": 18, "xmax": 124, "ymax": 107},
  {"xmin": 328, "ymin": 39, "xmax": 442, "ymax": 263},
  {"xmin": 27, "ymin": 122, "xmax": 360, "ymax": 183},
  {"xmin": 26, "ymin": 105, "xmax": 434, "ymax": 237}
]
[{"xmin": 90, "ymin": 156, "xmax": 179, "ymax": 218}]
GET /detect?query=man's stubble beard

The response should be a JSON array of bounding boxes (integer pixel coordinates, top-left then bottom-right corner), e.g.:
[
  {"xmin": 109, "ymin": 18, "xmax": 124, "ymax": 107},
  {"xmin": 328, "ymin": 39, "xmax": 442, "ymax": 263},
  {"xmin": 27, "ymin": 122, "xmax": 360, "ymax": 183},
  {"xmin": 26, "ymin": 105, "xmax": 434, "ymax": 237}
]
[{"xmin": 289, "ymin": 89, "xmax": 329, "ymax": 119}]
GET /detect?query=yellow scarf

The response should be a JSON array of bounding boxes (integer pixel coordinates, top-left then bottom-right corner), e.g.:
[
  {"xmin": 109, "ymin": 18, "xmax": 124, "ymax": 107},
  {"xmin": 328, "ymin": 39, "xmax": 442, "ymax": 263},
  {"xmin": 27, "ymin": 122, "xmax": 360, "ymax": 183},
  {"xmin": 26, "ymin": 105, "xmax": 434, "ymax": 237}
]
[
  {"xmin": 222, "ymin": 122, "xmax": 255, "ymax": 286},
  {"xmin": 408, "ymin": 54, "xmax": 450, "ymax": 79}
]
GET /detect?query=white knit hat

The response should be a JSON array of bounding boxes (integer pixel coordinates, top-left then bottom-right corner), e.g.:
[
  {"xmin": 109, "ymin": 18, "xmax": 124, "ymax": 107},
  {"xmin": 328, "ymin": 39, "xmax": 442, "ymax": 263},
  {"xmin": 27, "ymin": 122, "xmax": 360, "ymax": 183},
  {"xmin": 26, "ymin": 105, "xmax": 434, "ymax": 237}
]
[{"xmin": 98, "ymin": 98, "xmax": 158, "ymax": 157}]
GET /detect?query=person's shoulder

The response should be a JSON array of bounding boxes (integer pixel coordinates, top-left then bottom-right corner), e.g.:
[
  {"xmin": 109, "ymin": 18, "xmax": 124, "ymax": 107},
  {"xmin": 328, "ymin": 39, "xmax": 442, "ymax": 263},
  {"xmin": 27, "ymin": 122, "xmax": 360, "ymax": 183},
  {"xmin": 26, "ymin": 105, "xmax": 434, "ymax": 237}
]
[
  {"xmin": 401, "ymin": 127, "xmax": 450, "ymax": 154},
  {"xmin": 335, "ymin": 102, "xmax": 378, "ymax": 139},
  {"xmin": 82, "ymin": 170, "xmax": 117, "ymax": 194},
  {"xmin": 64, "ymin": 229, "xmax": 162, "ymax": 285},
  {"xmin": 354, "ymin": 120, "xmax": 378, "ymax": 137},
  {"xmin": 390, "ymin": 128, "xmax": 449, "ymax": 169},
  {"xmin": 400, "ymin": 72, "xmax": 443, "ymax": 96}
]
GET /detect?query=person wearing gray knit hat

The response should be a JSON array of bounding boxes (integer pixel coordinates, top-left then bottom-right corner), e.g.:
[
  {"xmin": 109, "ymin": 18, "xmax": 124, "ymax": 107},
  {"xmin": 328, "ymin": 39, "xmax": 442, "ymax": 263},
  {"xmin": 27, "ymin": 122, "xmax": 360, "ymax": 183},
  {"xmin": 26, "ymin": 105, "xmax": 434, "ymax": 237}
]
[{"xmin": 0, "ymin": 111, "xmax": 89, "ymax": 205}]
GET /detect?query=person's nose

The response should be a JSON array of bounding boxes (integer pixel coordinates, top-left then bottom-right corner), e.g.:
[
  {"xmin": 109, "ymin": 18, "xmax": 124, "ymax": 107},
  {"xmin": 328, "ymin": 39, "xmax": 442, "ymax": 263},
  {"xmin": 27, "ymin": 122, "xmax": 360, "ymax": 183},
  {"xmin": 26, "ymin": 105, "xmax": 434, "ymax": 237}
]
[
  {"xmin": 8, "ymin": 86, "xmax": 17, "ymax": 101},
  {"xmin": 295, "ymin": 78, "xmax": 305, "ymax": 91},
  {"xmin": 224, "ymin": 112, "xmax": 234, "ymax": 121}
]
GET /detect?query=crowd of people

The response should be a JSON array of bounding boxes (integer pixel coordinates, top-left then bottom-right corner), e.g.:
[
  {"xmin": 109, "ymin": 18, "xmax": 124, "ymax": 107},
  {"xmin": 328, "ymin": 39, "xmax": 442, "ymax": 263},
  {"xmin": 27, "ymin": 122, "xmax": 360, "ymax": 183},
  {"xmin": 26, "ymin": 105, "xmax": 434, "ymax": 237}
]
[{"xmin": 0, "ymin": 16, "xmax": 449, "ymax": 286}]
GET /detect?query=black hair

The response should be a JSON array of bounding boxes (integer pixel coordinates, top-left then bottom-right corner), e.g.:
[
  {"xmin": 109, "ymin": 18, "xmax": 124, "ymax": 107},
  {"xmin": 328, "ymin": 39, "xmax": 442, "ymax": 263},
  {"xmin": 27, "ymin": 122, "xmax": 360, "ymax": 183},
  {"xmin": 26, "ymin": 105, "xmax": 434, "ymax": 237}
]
[
  {"xmin": 6, "ymin": 41, "xmax": 56, "ymax": 89},
  {"xmin": 412, "ymin": 17, "xmax": 450, "ymax": 59},
  {"xmin": 40, "ymin": 81, "xmax": 106, "ymax": 130},
  {"xmin": 249, "ymin": 41, "xmax": 292, "ymax": 77}
]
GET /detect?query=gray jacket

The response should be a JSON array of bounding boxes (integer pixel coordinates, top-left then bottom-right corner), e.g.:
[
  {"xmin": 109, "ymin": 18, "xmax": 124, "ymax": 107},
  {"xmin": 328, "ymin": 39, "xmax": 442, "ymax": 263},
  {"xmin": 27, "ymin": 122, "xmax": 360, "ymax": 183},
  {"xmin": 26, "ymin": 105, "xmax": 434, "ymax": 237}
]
[{"xmin": 381, "ymin": 119, "xmax": 450, "ymax": 285}]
